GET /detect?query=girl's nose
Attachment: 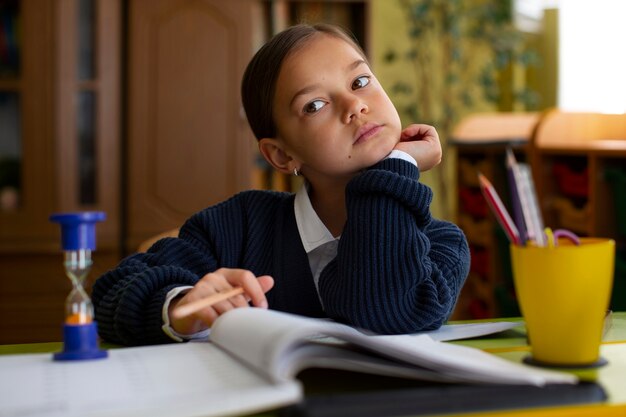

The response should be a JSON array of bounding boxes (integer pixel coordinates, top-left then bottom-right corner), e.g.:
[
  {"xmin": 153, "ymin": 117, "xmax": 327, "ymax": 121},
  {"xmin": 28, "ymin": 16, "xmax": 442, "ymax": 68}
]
[{"xmin": 342, "ymin": 94, "xmax": 368, "ymax": 124}]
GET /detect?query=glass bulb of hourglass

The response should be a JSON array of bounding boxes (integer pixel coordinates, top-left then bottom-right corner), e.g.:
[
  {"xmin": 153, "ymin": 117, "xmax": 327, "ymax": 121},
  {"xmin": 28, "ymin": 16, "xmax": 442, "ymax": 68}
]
[{"xmin": 64, "ymin": 249, "xmax": 94, "ymax": 325}]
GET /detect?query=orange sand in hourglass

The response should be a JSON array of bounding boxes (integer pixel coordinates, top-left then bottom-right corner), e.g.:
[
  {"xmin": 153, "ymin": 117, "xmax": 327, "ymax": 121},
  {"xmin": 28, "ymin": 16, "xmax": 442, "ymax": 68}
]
[{"xmin": 66, "ymin": 313, "xmax": 93, "ymax": 325}]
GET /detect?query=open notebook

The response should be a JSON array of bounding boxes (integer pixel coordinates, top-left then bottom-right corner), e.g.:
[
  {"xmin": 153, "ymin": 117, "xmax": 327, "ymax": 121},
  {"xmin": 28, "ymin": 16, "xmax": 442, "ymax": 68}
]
[{"xmin": 1, "ymin": 309, "xmax": 592, "ymax": 417}]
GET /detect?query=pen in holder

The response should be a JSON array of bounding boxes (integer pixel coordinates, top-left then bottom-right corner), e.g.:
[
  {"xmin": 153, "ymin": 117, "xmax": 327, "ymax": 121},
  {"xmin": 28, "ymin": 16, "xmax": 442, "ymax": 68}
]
[{"xmin": 50, "ymin": 212, "xmax": 108, "ymax": 361}]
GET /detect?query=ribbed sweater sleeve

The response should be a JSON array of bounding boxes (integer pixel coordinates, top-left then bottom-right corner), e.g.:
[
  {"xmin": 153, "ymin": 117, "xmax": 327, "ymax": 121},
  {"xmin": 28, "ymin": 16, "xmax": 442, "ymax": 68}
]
[
  {"xmin": 92, "ymin": 236, "xmax": 218, "ymax": 345},
  {"xmin": 92, "ymin": 192, "xmax": 277, "ymax": 345},
  {"xmin": 318, "ymin": 158, "xmax": 470, "ymax": 334}
]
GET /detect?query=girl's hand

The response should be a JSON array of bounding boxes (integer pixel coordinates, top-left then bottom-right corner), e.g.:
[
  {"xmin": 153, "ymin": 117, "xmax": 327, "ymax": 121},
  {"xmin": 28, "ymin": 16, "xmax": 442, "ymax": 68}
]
[
  {"xmin": 394, "ymin": 124, "xmax": 442, "ymax": 172},
  {"xmin": 169, "ymin": 268, "xmax": 274, "ymax": 334}
]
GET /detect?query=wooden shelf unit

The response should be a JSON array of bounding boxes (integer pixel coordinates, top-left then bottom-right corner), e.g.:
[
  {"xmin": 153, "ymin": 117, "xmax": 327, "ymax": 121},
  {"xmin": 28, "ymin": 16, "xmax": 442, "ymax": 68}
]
[
  {"xmin": 451, "ymin": 110, "xmax": 626, "ymax": 319},
  {"xmin": 450, "ymin": 112, "xmax": 542, "ymax": 320},
  {"xmin": 529, "ymin": 110, "xmax": 626, "ymax": 312},
  {"xmin": 530, "ymin": 110, "xmax": 626, "ymax": 238}
]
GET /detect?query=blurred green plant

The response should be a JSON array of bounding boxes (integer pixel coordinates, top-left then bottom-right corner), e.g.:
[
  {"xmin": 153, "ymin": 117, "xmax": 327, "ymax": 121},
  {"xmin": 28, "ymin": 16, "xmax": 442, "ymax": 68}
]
[{"xmin": 384, "ymin": 0, "xmax": 540, "ymax": 216}]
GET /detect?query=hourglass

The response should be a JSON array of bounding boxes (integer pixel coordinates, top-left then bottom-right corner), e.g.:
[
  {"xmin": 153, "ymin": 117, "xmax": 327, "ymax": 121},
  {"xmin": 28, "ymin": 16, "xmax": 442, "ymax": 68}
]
[{"xmin": 50, "ymin": 212, "xmax": 108, "ymax": 361}]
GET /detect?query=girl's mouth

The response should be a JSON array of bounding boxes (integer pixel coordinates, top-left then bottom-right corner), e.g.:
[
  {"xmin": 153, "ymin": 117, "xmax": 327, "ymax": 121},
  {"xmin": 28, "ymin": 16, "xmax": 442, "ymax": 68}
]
[{"xmin": 354, "ymin": 123, "xmax": 383, "ymax": 144}]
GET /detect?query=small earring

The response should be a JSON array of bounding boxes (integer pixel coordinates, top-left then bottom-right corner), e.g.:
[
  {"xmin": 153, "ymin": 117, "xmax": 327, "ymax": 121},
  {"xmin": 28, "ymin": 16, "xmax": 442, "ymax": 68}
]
[{"xmin": 293, "ymin": 167, "xmax": 299, "ymax": 177}]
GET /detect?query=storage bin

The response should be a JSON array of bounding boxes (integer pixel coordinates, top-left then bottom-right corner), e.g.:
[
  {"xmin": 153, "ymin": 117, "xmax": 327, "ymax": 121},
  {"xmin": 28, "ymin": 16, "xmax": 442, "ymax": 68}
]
[
  {"xmin": 604, "ymin": 167, "xmax": 626, "ymax": 237},
  {"xmin": 459, "ymin": 186, "xmax": 489, "ymax": 219},
  {"xmin": 458, "ymin": 158, "xmax": 492, "ymax": 188},
  {"xmin": 469, "ymin": 245, "xmax": 490, "ymax": 278},
  {"xmin": 550, "ymin": 196, "xmax": 590, "ymax": 234},
  {"xmin": 552, "ymin": 162, "xmax": 589, "ymax": 198},
  {"xmin": 458, "ymin": 213, "xmax": 492, "ymax": 247}
]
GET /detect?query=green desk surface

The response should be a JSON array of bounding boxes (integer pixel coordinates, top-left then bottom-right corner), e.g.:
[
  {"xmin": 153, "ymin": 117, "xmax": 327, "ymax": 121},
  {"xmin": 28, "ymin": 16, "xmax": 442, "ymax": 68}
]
[
  {"xmin": 2, "ymin": 312, "xmax": 625, "ymax": 417},
  {"xmin": 4, "ymin": 313, "xmax": 623, "ymax": 356}
]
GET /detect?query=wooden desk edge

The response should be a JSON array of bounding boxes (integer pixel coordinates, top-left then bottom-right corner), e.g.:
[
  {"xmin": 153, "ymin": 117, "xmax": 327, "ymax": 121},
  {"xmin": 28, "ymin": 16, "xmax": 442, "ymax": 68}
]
[{"xmin": 445, "ymin": 402, "xmax": 626, "ymax": 417}]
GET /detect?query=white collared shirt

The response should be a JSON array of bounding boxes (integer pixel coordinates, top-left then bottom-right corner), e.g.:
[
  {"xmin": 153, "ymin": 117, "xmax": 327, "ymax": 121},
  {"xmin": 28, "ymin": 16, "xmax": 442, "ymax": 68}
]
[
  {"xmin": 294, "ymin": 181, "xmax": 340, "ymax": 304},
  {"xmin": 161, "ymin": 150, "xmax": 417, "ymax": 341}
]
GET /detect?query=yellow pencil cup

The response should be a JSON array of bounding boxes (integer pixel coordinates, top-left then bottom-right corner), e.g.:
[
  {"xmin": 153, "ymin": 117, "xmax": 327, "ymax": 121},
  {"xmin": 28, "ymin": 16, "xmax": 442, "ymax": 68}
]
[{"xmin": 510, "ymin": 238, "xmax": 615, "ymax": 368}]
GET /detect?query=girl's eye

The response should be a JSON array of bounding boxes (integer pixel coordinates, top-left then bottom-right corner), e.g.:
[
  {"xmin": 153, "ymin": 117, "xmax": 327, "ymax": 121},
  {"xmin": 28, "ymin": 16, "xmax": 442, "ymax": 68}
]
[
  {"xmin": 303, "ymin": 100, "xmax": 326, "ymax": 114},
  {"xmin": 352, "ymin": 75, "xmax": 370, "ymax": 90}
]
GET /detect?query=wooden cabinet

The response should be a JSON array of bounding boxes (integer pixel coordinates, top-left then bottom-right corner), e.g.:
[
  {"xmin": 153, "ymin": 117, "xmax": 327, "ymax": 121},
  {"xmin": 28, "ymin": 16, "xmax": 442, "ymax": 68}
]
[
  {"xmin": 269, "ymin": 0, "xmax": 369, "ymax": 50},
  {"xmin": 125, "ymin": 0, "xmax": 371, "ymax": 249},
  {"xmin": 125, "ymin": 0, "xmax": 259, "ymax": 250},
  {"xmin": 0, "ymin": 2, "xmax": 56, "ymax": 248},
  {"xmin": 0, "ymin": 0, "xmax": 121, "ymax": 344}
]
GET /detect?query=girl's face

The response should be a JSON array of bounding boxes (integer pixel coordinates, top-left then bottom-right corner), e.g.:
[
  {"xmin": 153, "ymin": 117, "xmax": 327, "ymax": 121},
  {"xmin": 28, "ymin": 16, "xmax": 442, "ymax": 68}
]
[{"xmin": 272, "ymin": 34, "xmax": 402, "ymax": 183}]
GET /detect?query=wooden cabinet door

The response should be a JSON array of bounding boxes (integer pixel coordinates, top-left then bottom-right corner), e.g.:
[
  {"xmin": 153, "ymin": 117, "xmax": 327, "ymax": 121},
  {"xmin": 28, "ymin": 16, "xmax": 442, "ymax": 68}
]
[
  {"xmin": 0, "ymin": 2, "xmax": 56, "ymax": 250},
  {"xmin": 126, "ymin": 0, "xmax": 256, "ymax": 250}
]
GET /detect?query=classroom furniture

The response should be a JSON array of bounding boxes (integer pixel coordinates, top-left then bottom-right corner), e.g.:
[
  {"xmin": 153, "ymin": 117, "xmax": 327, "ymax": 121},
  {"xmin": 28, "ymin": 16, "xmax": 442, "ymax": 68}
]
[
  {"xmin": 451, "ymin": 110, "xmax": 626, "ymax": 319},
  {"xmin": 124, "ymin": 0, "xmax": 371, "ymax": 253},
  {"xmin": 450, "ymin": 112, "xmax": 541, "ymax": 320},
  {"xmin": 528, "ymin": 110, "xmax": 626, "ymax": 312},
  {"xmin": 2, "ymin": 312, "xmax": 625, "ymax": 417},
  {"xmin": 529, "ymin": 110, "xmax": 626, "ymax": 238},
  {"xmin": 0, "ymin": 0, "xmax": 370, "ymax": 344},
  {"xmin": 0, "ymin": 0, "xmax": 122, "ymax": 345}
]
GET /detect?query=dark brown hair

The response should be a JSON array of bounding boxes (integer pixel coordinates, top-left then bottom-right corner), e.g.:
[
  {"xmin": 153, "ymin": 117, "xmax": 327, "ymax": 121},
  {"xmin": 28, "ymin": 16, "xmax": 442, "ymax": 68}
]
[{"xmin": 241, "ymin": 23, "xmax": 367, "ymax": 141}]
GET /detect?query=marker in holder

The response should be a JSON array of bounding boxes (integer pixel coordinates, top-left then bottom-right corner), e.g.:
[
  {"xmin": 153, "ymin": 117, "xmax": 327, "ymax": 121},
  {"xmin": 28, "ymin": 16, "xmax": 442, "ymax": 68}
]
[{"xmin": 50, "ymin": 212, "xmax": 108, "ymax": 361}]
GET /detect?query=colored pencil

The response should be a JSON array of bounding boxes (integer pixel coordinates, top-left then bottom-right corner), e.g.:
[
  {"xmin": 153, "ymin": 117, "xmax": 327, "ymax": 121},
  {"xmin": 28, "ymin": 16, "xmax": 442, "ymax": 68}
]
[
  {"xmin": 505, "ymin": 148, "xmax": 528, "ymax": 243},
  {"xmin": 478, "ymin": 172, "xmax": 521, "ymax": 246},
  {"xmin": 516, "ymin": 164, "xmax": 547, "ymax": 246},
  {"xmin": 172, "ymin": 287, "xmax": 245, "ymax": 319}
]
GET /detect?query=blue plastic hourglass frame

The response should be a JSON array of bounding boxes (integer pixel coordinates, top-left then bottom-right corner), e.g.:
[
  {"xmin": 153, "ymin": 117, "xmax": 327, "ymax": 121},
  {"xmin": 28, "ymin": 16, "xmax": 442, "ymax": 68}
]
[{"xmin": 49, "ymin": 212, "xmax": 108, "ymax": 361}]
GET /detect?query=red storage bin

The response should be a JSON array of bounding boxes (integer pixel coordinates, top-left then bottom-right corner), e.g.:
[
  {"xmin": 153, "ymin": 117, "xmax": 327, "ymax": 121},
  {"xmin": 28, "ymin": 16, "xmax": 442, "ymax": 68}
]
[
  {"xmin": 459, "ymin": 187, "xmax": 489, "ymax": 219},
  {"xmin": 469, "ymin": 245, "xmax": 490, "ymax": 278},
  {"xmin": 552, "ymin": 162, "xmax": 589, "ymax": 198}
]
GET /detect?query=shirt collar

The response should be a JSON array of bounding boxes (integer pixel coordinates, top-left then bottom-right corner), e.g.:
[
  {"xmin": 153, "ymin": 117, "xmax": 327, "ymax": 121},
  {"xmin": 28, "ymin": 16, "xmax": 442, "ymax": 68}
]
[{"xmin": 294, "ymin": 182, "xmax": 337, "ymax": 254}]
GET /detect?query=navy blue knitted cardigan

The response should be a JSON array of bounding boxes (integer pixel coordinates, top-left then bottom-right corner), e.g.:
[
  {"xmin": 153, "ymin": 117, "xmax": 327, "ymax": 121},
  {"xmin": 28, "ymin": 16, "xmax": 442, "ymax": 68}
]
[{"xmin": 92, "ymin": 158, "xmax": 470, "ymax": 345}]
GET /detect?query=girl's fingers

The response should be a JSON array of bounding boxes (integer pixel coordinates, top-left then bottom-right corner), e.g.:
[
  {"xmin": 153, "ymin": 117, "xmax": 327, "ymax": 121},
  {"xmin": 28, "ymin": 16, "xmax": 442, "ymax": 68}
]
[
  {"xmin": 173, "ymin": 268, "xmax": 275, "ymax": 331},
  {"xmin": 210, "ymin": 299, "xmax": 240, "ymax": 316},
  {"xmin": 237, "ymin": 272, "xmax": 273, "ymax": 308},
  {"xmin": 400, "ymin": 124, "xmax": 438, "ymax": 142},
  {"xmin": 227, "ymin": 293, "xmax": 251, "ymax": 308},
  {"xmin": 257, "ymin": 275, "xmax": 275, "ymax": 293},
  {"xmin": 193, "ymin": 269, "xmax": 273, "ymax": 313}
]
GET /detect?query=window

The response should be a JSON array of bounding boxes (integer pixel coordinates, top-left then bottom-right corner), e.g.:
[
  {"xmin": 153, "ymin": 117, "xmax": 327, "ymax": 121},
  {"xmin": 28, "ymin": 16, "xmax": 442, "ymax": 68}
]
[{"xmin": 559, "ymin": 0, "xmax": 626, "ymax": 114}]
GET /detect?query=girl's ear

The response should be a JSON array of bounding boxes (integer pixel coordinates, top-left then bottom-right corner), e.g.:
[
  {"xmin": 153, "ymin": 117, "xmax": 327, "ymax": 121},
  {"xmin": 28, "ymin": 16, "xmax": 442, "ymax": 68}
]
[{"xmin": 258, "ymin": 138, "xmax": 298, "ymax": 175}]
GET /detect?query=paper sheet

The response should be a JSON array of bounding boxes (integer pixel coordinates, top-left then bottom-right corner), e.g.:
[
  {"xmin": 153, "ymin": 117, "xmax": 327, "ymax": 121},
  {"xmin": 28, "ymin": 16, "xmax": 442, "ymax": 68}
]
[
  {"xmin": 0, "ymin": 343, "xmax": 300, "ymax": 417},
  {"xmin": 424, "ymin": 321, "xmax": 522, "ymax": 341}
]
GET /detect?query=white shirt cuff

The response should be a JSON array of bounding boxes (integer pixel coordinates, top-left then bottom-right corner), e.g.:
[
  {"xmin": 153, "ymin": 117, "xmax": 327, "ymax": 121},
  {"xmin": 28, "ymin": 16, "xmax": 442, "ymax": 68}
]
[
  {"xmin": 386, "ymin": 149, "xmax": 418, "ymax": 168},
  {"xmin": 162, "ymin": 286, "xmax": 211, "ymax": 342}
]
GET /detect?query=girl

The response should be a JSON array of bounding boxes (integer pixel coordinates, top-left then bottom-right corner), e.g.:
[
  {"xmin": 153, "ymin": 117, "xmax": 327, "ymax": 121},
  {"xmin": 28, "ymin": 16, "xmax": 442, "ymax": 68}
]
[{"xmin": 92, "ymin": 23, "xmax": 470, "ymax": 345}]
